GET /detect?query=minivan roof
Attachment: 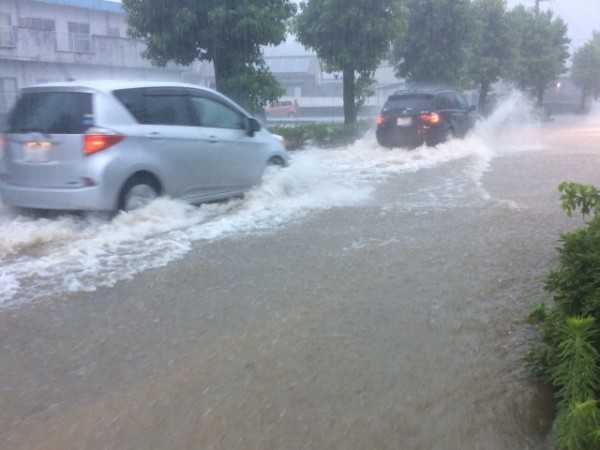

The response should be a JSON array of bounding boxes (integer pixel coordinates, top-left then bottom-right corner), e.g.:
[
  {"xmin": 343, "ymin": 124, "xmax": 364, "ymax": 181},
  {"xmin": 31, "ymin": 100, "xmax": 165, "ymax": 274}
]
[
  {"xmin": 20, "ymin": 80, "xmax": 253, "ymax": 117},
  {"xmin": 22, "ymin": 80, "xmax": 216, "ymax": 94}
]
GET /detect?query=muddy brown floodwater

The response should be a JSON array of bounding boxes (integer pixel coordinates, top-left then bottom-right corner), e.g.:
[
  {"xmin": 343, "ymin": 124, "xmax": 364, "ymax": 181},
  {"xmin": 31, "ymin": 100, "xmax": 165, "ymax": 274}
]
[{"xmin": 3, "ymin": 116, "xmax": 600, "ymax": 450}]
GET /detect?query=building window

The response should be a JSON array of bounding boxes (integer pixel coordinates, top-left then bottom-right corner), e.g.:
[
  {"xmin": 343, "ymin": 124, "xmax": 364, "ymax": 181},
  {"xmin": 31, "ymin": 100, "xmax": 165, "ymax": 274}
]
[
  {"xmin": 19, "ymin": 17, "xmax": 55, "ymax": 31},
  {"xmin": 107, "ymin": 26, "xmax": 120, "ymax": 37},
  {"xmin": 0, "ymin": 13, "xmax": 15, "ymax": 48},
  {"xmin": 0, "ymin": 78, "xmax": 18, "ymax": 114},
  {"xmin": 68, "ymin": 22, "xmax": 91, "ymax": 53}
]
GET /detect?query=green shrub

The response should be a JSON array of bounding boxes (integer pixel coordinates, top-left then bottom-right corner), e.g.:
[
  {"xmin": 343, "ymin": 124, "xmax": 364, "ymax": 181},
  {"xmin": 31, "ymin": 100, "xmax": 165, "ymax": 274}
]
[
  {"xmin": 556, "ymin": 400, "xmax": 600, "ymax": 450},
  {"xmin": 527, "ymin": 183, "xmax": 600, "ymax": 449},
  {"xmin": 270, "ymin": 121, "xmax": 371, "ymax": 150},
  {"xmin": 545, "ymin": 218, "xmax": 600, "ymax": 317},
  {"xmin": 559, "ymin": 182, "xmax": 600, "ymax": 220},
  {"xmin": 528, "ymin": 303, "xmax": 548, "ymax": 324},
  {"xmin": 551, "ymin": 317, "xmax": 599, "ymax": 406}
]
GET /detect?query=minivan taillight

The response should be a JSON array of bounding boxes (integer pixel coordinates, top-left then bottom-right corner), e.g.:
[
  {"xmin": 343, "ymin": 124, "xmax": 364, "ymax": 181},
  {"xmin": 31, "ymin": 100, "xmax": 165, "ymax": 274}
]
[{"xmin": 83, "ymin": 128, "xmax": 124, "ymax": 156}]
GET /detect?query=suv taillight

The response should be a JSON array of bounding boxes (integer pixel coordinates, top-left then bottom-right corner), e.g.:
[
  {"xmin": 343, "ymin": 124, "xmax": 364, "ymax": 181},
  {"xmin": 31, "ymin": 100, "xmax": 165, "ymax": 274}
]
[
  {"xmin": 376, "ymin": 115, "xmax": 386, "ymax": 127},
  {"xmin": 83, "ymin": 128, "xmax": 124, "ymax": 156},
  {"xmin": 419, "ymin": 112, "xmax": 441, "ymax": 125}
]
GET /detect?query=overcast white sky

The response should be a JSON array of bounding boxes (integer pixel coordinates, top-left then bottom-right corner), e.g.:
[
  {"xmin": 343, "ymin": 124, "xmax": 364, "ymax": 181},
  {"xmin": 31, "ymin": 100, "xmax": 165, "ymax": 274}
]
[
  {"xmin": 107, "ymin": 0, "xmax": 599, "ymax": 52},
  {"xmin": 508, "ymin": 0, "xmax": 600, "ymax": 49}
]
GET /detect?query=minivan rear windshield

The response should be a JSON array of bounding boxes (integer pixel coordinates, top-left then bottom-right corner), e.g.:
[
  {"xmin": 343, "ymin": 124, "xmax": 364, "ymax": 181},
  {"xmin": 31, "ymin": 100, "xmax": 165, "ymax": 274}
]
[
  {"xmin": 8, "ymin": 91, "xmax": 92, "ymax": 134},
  {"xmin": 384, "ymin": 94, "xmax": 434, "ymax": 112}
]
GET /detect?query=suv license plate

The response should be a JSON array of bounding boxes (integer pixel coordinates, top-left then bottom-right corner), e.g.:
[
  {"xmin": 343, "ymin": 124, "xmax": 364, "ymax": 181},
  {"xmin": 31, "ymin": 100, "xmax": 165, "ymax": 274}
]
[{"xmin": 396, "ymin": 117, "xmax": 411, "ymax": 127}]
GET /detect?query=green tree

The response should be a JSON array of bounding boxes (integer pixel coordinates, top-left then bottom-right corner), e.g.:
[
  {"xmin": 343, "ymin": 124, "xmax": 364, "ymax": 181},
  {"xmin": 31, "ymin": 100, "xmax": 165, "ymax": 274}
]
[
  {"xmin": 392, "ymin": 0, "xmax": 472, "ymax": 86},
  {"xmin": 572, "ymin": 34, "xmax": 600, "ymax": 112},
  {"xmin": 122, "ymin": 0, "xmax": 296, "ymax": 112},
  {"xmin": 468, "ymin": 0, "xmax": 515, "ymax": 111},
  {"xmin": 296, "ymin": 0, "xmax": 404, "ymax": 125},
  {"xmin": 508, "ymin": 6, "xmax": 570, "ymax": 106}
]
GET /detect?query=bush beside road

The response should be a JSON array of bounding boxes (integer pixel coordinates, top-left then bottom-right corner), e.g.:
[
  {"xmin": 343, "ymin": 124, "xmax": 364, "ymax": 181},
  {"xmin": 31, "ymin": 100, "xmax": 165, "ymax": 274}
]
[
  {"xmin": 528, "ymin": 182, "xmax": 600, "ymax": 449},
  {"xmin": 270, "ymin": 121, "xmax": 371, "ymax": 150}
]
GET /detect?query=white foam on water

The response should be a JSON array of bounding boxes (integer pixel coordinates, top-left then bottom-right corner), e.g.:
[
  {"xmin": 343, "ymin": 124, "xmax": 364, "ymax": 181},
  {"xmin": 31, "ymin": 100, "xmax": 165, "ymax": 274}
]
[{"xmin": 0, "ymin": 93, "xmax": 532, "ymax": 307}]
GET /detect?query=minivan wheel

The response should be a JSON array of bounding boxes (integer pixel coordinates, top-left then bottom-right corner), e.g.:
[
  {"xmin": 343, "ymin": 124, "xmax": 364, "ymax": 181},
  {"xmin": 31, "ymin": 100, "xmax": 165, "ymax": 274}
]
[
  {"xmin": 268, "ymin": 156, "xmax": 286, "ymax": 167},
  {"xmin": 118, "ymin": 175, "xmax": 160, "ymax": 212}
]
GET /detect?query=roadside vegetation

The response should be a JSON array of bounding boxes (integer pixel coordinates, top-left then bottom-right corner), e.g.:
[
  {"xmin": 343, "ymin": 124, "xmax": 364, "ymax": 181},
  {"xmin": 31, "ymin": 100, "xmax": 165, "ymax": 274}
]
[
  {"xmin": 571, "ymin": 33, "xmax": 600, "ymax": 112},
  {"xmin": 528, "ymin": 183, "xmax": 600, "ymax": 449},
  {"xmin": 122, "ymin": 0, "xmax": 576, "ymax": 126},
  {"xmin": 270, "ymin": 122, "xmax": 371, "ymax": 150},
  {"xmin": 122, "ymin": 0, "xmax": 296, "ymax": 113},
  {"xmin": 295, "ymin": 0, "xmax": 404, "ymax": 125}
]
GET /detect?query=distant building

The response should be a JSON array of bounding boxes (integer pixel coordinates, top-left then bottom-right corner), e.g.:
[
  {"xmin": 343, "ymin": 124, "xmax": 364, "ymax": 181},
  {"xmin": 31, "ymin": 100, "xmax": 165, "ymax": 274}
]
[
  {"xmin": 265, "ymin": 55, "xmax": 321, "ymax": 97},
  {"xmin": 0, "ymin": 0, "xmax": 208, "ymax": 117}
]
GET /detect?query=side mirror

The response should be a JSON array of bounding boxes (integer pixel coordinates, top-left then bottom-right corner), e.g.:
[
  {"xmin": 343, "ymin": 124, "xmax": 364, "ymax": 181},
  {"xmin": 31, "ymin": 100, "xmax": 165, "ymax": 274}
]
[{"xmin": 246, "ymin": 117, "xmax": 261, "ymax": 136}]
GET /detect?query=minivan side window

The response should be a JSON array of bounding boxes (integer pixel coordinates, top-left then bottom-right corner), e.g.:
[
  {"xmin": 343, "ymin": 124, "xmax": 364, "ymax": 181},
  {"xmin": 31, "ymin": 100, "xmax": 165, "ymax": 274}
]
[
  {"xmin": 113, "ymin": 88, "xmax": 145, "ymax": 122},
  {"xmin": 114, "ymin": 88, "xmax": 194, "ymax": 126},
  {"xmin": 189, "ymin": 95, "xmax": 245, "ymax": 130},
  {"xmin": 143, "ymin": 89, "xmax": 194, "ymax": 126}
]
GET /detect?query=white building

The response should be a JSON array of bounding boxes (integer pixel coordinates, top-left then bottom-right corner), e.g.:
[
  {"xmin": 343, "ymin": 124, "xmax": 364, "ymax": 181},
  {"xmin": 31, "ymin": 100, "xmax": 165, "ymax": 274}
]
[{"xmin": 0, "ymin": 0, "xmax": 208, "ymax": 118}]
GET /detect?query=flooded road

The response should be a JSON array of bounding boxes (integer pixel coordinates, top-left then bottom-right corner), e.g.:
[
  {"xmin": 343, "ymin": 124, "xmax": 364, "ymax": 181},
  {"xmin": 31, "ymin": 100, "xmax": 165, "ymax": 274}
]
[{"xmin": 2, "ymin": 101, "xmax": 600, "ymax": 449}]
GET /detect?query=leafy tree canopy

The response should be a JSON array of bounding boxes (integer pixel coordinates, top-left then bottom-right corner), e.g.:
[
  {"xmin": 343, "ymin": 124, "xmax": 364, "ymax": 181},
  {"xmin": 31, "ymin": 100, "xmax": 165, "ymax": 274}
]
[
  {"xmin": 468, "ymin": 0, "xmax": 515, "ymax": 110},
  {"xmin": 572, "ymin": 33, "xmax": 600, "ymax": 108},
  {"xmin": 296, "ymin": 0, "xmax": 404, "ymax": 124},
  {"xmin": 123, "ymin": 0, "xmax": 296, "ymax": 111},
  {"xmin": 392, "ymin": 0, "xmax": 472, "ymax": 86},
  {"xmin": 507, "ymin": 6, "xmax": 570, "ymax": 105}
]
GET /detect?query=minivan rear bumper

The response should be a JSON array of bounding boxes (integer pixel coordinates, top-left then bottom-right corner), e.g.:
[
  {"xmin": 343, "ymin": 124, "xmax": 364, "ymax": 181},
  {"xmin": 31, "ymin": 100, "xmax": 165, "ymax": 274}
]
[{"xmin": 0, "ymin": 180, "xmax": 114, "ymax": 211}]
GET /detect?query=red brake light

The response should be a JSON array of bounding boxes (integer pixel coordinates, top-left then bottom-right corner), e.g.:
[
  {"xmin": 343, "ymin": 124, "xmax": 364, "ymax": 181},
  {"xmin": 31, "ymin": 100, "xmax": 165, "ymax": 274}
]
[
  {"xmin": 0, "ymin": 134, "xmax": 5, "ymax": 153},
  {"xmin": 83, "ymin": 129, "xmax": 124, "ymax": 156},
  {"xmin": 419, "ymin": 112, "xmax": 441, "ymax": 125},
  {"xmin": 376, "ymin": 115, "xmax": 385, "ymax": 126}
]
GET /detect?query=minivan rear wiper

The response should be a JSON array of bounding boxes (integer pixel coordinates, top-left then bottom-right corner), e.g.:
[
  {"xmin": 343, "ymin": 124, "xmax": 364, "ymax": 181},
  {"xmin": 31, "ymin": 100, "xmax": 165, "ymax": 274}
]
[{"xmin": 15, "ymin": 128, "xmax": 50, "ymax": 135}]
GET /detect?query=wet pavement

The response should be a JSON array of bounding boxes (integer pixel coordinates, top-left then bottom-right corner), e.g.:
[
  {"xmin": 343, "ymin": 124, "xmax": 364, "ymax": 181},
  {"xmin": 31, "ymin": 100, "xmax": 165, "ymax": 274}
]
[{"xmin": 2, "ymin": 110, "xmax": 600, "ymax": 449}]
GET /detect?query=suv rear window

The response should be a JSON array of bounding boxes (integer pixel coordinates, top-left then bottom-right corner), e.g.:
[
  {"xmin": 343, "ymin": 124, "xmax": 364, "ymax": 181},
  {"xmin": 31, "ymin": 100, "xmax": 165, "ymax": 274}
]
[
  {"xmin": 8, "ymin": 91, "xmax": 92, "ymax": 134},
  {"xmin": 384, "ymin": 94, "xmax": 433, "ymax": 111}
]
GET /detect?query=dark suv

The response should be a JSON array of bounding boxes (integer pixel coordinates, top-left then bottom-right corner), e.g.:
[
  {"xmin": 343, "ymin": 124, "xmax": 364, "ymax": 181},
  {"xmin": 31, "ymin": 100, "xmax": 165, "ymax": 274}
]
[{"xmin": 376, "ymin": 89, "xmax": 477, "ymax": 149}]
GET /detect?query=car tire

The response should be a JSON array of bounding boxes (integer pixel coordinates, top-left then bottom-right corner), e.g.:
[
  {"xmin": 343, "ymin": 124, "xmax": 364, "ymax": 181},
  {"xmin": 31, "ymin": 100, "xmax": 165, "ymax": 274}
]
[
  {"xmin": 268, "ymin": 156, "xmax": 286, "ymax": 167},
  {"xmin": 433, "ymin": 127, "xmax": 455, "ymax": 146},
  {"xmin": 118, "ymin": 174, "xmax": 161, "ymax": 212}
]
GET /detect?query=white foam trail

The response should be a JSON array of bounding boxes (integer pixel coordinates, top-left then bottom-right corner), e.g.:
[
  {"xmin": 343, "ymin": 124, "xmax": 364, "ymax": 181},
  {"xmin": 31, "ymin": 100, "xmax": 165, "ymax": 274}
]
[{"xmin": 0, "ymin": 93, "xmax": 531, "ymax": 306}]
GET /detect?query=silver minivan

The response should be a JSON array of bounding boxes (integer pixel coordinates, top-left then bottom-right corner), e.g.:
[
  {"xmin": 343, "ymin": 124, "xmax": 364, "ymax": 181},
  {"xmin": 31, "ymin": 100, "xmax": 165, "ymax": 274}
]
[{"xmin": 0, "ymin": 81, "xmax": 289, "ymax": 212}]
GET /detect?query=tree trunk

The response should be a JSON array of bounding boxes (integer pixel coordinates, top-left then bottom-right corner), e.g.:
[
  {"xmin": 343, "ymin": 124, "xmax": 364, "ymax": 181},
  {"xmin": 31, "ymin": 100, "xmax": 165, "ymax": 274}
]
[
  {"xmin": 213, "ymin": 51, "xmax": 226, "ymax": 93},
  {"xmin": 213, "ymin": 51, "xmax": 245, "ymax": 107},
  {"xmin": 213, "ymin": 50, "xmax": 238, "ymax": 93},
  {"xmin": 343, "ymin": 65, "xmax": 356, "ymax": 125},
  {"xmin": 580, "ymin": 88, "xmax": 588, "ymax": 113},
  {"xmin": 478, "ymin": 82, "xmax": 490, "ymax": 115},
  {"xmin": 536, "ymin": 84, "xmax": 545, "ymax": 108}
]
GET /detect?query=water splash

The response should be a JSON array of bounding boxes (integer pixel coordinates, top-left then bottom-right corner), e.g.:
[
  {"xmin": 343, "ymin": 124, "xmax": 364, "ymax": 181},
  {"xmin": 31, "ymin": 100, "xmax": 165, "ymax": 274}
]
[{"xmin": 0, "ymin": 93, "xmax": 534, "ymax": 306}]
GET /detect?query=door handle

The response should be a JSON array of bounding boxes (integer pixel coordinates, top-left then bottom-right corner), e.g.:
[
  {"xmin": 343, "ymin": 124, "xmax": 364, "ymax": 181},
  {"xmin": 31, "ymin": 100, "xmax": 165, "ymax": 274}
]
[
  {"xmin": 147, "ymin": 132, "xmax": 162, "ymax": 139},
  {"xmin": 207, "ymin": 136, "xmax": 218, "ymax": 144}
]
